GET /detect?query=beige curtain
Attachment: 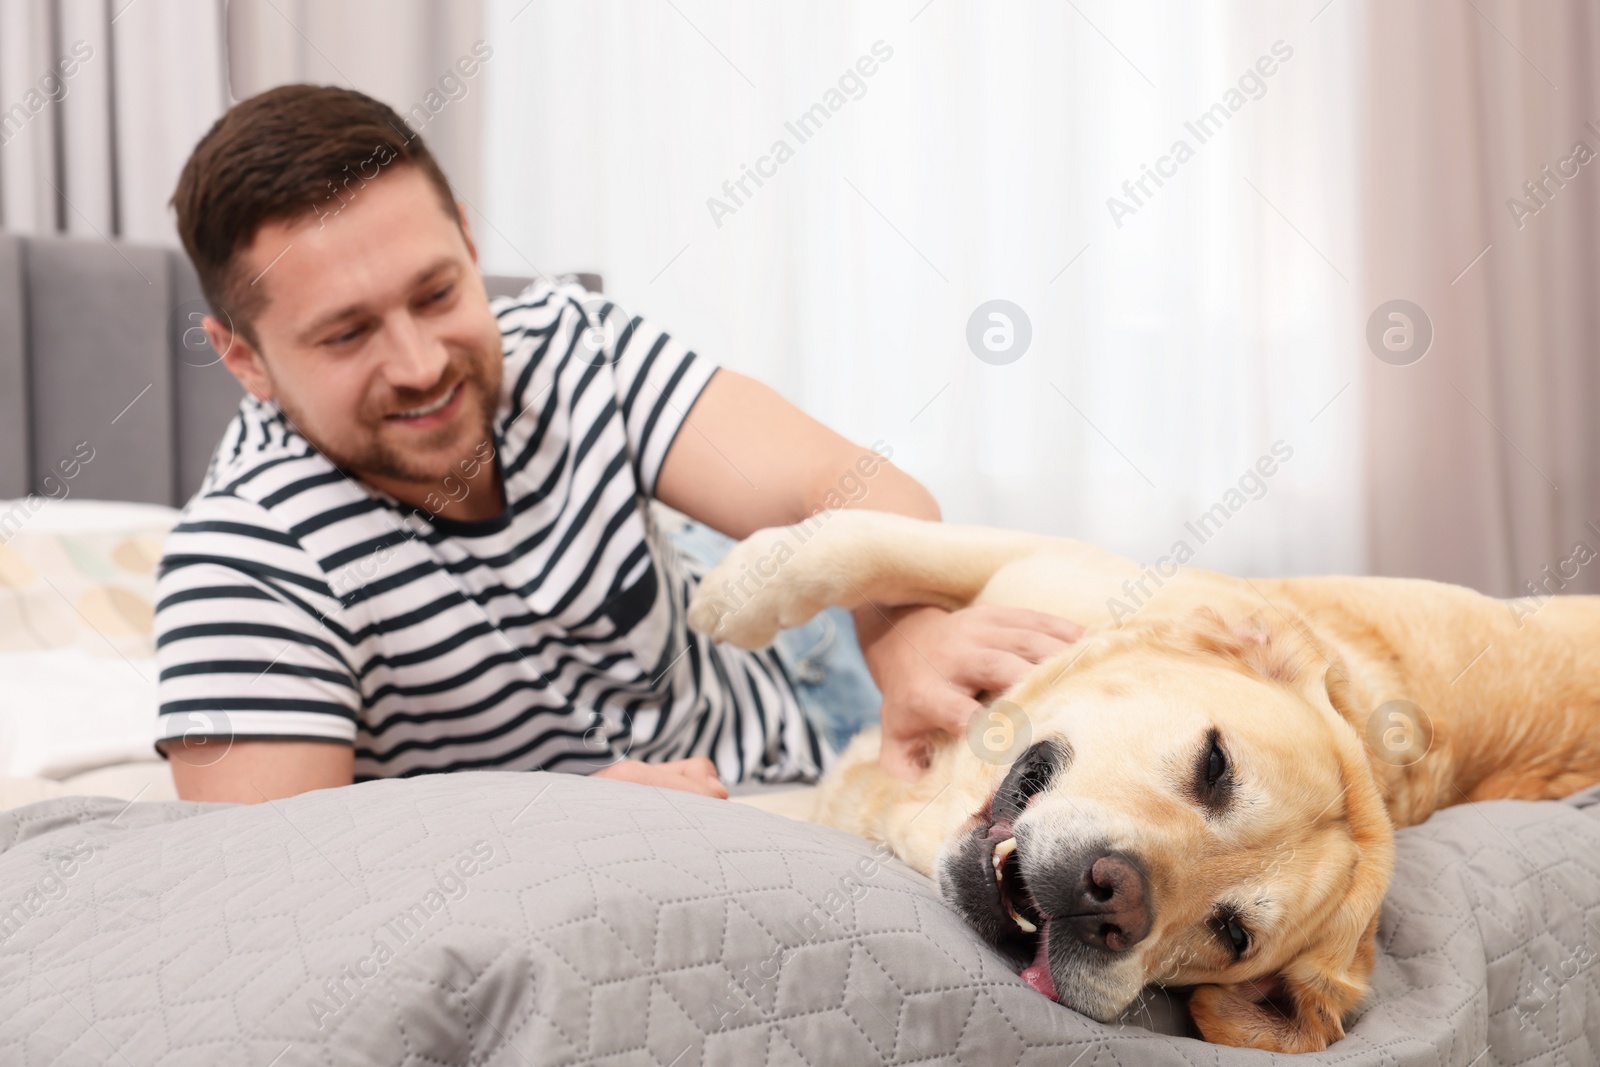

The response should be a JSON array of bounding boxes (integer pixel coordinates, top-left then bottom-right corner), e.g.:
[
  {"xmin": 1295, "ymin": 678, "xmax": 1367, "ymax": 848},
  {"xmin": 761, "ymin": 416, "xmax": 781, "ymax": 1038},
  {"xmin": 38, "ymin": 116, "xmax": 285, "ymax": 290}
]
[{"xmin": 1364, "ymin": 0, "xmax": 1600, "ymax": 597}]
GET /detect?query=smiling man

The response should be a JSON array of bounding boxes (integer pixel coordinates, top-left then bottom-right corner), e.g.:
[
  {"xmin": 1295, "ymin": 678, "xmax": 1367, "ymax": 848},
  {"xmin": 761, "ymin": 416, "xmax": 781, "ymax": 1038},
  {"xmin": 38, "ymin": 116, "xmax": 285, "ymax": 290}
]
[{"xmin": 154, "ymin": 84, "xmax": 1081, "ymax": 802}]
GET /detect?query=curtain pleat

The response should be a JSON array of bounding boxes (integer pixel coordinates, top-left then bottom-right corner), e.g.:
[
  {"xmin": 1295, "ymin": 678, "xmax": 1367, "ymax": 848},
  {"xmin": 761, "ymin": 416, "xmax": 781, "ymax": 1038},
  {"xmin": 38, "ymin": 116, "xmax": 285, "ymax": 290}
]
[
  {"xmin": 12, "ymin": 0, "xmax": 1589, "ymax": 600},
  {"xmin": 0, "ymin": 0, "xmax": 483, "ymax": 247}
]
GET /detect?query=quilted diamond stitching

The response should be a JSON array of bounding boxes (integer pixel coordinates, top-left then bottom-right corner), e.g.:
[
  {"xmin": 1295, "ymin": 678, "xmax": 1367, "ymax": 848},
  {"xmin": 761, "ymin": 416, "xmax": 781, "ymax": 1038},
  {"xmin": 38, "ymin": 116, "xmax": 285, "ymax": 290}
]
[{"xmin": 0, "ymin": 775, "xmax": 1595, "ymax": 1066}]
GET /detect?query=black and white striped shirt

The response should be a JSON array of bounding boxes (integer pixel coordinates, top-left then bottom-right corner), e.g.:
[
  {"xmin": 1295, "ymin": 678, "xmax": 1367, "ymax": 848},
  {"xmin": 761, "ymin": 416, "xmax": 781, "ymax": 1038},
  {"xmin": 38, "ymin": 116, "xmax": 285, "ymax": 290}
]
[{"xmin": 153, "ymin": 278, "xmax": 824, "ymax": 784}]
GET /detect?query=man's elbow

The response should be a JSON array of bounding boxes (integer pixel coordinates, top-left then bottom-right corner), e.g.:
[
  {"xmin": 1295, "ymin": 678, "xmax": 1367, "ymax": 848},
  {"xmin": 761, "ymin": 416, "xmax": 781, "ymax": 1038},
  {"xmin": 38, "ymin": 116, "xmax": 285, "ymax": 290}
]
[
  {"xmin": 161, "ymin": 738, "xmax": 356, "ymax": 803},
  {"xmin": 810, "ymin": 445, "xmax": 939, "ymax": 522}
]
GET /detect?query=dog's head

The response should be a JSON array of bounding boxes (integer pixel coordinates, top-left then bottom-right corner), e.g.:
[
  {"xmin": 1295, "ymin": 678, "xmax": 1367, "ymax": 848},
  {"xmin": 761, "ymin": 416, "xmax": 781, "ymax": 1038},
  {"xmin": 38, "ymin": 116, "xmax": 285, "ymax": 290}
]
[{"xmin": 935, "ymin": 608, "xmax": 1395, "ymax": 1053}]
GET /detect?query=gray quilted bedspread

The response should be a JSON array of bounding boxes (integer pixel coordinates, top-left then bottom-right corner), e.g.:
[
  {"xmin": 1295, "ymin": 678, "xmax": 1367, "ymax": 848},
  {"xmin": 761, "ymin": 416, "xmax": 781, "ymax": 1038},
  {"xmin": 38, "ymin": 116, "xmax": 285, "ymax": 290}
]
[{"xmin": 0, "ymin": 772, "xmax": 1596, "ymax": 1065}]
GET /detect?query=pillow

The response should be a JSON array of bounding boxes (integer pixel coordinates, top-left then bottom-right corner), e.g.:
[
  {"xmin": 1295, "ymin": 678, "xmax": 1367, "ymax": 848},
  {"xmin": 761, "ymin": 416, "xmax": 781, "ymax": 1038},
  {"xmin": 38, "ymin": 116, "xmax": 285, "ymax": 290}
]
[
  {"xmin": 0, "ymin": 499, "xmax": 178, "ymax": 777},
  {"xmin": 1, "ymin": 772, "xmax": 1596, "ymax": 1064}
]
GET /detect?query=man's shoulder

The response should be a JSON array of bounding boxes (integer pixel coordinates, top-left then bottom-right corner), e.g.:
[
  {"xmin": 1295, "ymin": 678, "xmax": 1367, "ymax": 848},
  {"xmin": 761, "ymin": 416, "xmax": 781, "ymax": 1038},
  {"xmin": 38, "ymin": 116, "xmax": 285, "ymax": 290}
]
[
  {"xmin": 488, "ymin": 275, "xmax": 595, "ymax": 341},
  {"xmin": 195, "ymin": 399, "xmax": 331, "ymax": 499},
  {"xmin": 180, "ymin": 397, "xmax": 369, "ymax": 555}
]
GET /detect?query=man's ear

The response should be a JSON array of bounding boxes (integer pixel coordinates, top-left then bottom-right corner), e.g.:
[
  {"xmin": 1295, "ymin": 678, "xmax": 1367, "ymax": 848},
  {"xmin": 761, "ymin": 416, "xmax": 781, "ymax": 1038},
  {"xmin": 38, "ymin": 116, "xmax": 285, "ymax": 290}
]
[
  {"xmin": 1188, "ymin": 921, "xmax": 1377, "ymax": 1052},
  {"xmin": 208, "ymin": 315, "xmax": 273, "ymax": 402}
]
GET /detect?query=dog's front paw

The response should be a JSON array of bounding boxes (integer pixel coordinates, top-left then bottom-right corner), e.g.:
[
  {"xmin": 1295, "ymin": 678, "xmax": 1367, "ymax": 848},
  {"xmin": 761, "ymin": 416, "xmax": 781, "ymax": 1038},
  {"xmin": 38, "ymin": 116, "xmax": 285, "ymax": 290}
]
[{"xmin": 686, "ymin": 526, "xmax": 839, "ymax": 649}]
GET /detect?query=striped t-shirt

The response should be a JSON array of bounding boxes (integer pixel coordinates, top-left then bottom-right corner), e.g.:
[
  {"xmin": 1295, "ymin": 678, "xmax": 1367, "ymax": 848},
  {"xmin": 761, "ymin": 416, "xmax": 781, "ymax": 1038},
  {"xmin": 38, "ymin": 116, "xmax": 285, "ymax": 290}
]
[{"xmin": 153, "ymin": 277, "xmax": 824, "ymax": 784}]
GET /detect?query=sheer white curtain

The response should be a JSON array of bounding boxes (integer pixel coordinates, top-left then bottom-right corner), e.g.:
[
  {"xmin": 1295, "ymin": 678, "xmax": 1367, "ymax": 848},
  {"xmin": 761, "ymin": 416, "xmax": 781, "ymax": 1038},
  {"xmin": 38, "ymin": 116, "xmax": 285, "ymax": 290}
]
[
  {"xmin": 3, "ymin": 0, "xmax": 1371, "ymax": 580},
  {"xmin": 0, "ymin": 0, "xmax": 227, "ymax": 243},
  {"xmin": 481, "ymin": 0, "xmax": 1367, "ymax": 577}
]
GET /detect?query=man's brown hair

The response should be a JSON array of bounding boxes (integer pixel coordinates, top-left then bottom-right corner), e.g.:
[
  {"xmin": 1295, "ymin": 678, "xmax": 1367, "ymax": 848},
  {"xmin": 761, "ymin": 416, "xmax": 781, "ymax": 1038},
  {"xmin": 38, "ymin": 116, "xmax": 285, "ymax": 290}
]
[{"xmin": 170, "ymin": 83, "xmax": 459, "ymax": 348}]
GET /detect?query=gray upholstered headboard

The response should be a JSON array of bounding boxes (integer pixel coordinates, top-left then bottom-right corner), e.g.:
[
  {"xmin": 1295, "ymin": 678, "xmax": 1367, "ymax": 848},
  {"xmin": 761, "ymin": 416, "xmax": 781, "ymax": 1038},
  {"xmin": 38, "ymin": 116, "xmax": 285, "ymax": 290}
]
[{"xmin": 0, "ymin": 230, "xmax": 589, "ymax": 507}]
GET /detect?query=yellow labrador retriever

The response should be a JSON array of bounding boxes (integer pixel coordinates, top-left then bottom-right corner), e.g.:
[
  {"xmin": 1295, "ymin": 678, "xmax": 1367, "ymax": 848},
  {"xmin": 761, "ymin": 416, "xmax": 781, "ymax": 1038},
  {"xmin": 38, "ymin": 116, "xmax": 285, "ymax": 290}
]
[{"xmin": 687, "ymin": 511, "xmax": 1600, "ymax": 1053}]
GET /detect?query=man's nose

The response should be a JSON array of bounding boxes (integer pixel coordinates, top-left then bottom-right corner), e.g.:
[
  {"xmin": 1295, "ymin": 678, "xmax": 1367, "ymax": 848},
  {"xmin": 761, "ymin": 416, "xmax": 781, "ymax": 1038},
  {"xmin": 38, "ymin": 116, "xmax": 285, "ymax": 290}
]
[{"xmin": 383, "ymin": 316, "xmax": 450, "ymax": 391}]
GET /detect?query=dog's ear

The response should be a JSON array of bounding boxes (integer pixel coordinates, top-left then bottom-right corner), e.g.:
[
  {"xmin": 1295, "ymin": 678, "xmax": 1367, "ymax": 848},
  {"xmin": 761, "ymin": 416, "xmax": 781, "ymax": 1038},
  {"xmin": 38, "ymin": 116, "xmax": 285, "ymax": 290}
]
[
  {"xmin": 1184, "ymin": 607, "xmax": 1315, "ymax": 685},
  {"xmin": 1188, "ymin": 914, "xmax": 1379, "ymax": 1052},
  {"xmin": 1182, "ymin": 606, "xmax": 1395, "ymax": 1053}
]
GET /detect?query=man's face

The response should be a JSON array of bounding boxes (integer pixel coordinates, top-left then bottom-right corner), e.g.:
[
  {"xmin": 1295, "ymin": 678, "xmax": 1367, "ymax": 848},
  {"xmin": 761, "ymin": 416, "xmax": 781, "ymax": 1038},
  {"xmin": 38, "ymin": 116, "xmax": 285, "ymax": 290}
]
[{"xmin": 217, "ymin": 165, "xmax": 504, "ymax": 490}]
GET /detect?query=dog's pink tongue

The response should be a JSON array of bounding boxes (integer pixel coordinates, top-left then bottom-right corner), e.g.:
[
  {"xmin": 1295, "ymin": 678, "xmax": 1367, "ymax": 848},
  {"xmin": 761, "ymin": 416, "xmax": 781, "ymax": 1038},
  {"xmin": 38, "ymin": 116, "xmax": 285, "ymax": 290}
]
[
  {"xmin": 1019, "ymin": 925, "xmax": 1058, "ymax": 1000},
  {"xmin": 1020, "ymin": 962, "xmax": 1057, "ymax": 999}
]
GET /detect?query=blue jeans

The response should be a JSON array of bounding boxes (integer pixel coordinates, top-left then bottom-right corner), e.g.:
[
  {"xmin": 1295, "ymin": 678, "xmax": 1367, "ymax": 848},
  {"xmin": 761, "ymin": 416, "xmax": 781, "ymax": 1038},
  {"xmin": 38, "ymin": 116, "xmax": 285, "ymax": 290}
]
[{"xmin": 667, "ymin": 519, "xmax": 882, "ymax": 758}]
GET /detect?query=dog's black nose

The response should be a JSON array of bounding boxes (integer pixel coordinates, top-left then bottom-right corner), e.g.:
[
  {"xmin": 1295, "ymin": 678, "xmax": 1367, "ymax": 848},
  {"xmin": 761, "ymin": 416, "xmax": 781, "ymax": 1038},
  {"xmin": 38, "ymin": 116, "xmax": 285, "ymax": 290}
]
[{"xmin": 1060, "ymin": 854, "xmax": 1151, "ymax": 952}]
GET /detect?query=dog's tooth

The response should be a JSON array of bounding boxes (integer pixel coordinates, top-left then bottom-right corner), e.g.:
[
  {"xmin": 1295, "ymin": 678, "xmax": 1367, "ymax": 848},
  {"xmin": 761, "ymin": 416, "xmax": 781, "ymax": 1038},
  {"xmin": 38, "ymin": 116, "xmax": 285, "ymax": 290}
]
[
  {"xmin": 1009, "ymin": 906, "xmax": 1038, "ymax": 934},
  {"xmin": 992, "ymin": 837, "xmax": 1016, "ymax": 884}
]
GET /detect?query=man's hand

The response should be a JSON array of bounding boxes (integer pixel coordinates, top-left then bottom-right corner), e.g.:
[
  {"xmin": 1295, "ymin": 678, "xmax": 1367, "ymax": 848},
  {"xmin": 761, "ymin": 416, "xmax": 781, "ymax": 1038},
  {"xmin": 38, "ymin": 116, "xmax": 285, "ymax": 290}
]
[
  {"xmin": 593, "ymin": 757, "xmax": 729, "ymax": 798},
  {"xmin": 856, "ymin": 603, "xmax": 1085, "ymax": 780}
]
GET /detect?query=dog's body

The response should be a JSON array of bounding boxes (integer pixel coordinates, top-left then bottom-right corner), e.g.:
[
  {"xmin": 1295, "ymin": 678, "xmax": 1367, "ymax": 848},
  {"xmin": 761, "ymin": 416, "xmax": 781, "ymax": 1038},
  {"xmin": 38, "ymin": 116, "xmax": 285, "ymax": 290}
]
[{"xmin": 688, "ymin": 511, "xmax": 1600, "ymax": 1052}]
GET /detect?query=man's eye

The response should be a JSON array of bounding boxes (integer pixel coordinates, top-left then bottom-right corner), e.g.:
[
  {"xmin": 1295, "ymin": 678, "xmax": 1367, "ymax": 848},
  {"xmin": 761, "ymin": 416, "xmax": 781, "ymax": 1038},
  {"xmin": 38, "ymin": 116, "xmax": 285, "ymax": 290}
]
[
  {"xmin": 426, "ymin": 285, "xmax": 453, "ymax": 303},
  {"xmin": 326, "ymin": 326, "xmax": 364, "ymax": 346}
]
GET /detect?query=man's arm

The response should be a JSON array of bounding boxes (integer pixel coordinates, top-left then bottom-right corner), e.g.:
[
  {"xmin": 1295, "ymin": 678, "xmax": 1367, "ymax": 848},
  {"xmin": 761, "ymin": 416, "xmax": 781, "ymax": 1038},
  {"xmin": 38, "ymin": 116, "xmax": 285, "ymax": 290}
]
[
  {"xmin": 163, "ymin": 739, "xmax": 353, "ymax": 803},
  {"xmin": 655, "ymin": 369, "xmax": 1082, "ymax": 779},
  {"xmin": 655, "ymin": 368, "xmax": 940, "ymax": 536},
  {"xmin": 153, "ymin": 508, "xmax": 366, "ymax": 805}
]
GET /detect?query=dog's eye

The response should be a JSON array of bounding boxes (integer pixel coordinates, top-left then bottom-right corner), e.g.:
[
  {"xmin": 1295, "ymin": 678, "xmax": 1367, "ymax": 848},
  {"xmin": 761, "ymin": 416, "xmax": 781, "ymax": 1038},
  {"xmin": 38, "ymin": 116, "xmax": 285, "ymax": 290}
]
[
  {"xmin": 1205, "ymin": 739, "xmax": 1227, "ymax": 789},
  {"xmin": 994, "ymin": 738, "xmax": 1070, "ymax": 820},
  {"xmin": 1190, "ymin": 728, "xmax": 1234, "ymax": 814},
  {"xmin": 1216, "ymin": 912, "xmax": 1251, "ymax": 958},
  {"xmin": 1016, "ymin": 755, "xmax": 1053, "ymax": 803}
]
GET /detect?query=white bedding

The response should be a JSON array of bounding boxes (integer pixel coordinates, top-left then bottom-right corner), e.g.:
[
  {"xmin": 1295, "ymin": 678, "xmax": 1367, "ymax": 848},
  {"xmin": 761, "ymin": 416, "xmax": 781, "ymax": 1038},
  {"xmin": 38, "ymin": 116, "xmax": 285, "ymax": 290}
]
[
  {"xmin": 0, "ymin": 759, "xmax": 177, "ymax": 811},
  {"xmin": 0, "ymin": 499, "xmax": 178, "ymax": 784},
  {"xmin": 0, "ymin": 648, "xmax": 160, "ymax": 777}
]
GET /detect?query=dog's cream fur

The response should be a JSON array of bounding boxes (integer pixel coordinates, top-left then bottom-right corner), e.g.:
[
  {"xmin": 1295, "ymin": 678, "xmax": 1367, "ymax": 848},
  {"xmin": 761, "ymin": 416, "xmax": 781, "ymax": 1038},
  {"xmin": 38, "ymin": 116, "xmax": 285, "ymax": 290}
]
[{"xmin": 688, "ymin": 511, "xmax": 1600, "ymax": 1052}]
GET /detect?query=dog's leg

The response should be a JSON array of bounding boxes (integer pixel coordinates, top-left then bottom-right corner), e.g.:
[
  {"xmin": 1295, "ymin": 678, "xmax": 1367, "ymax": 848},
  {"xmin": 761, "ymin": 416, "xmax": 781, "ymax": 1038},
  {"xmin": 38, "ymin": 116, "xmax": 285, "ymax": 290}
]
[{"xmin": 685, "ymin": 510, "xmax": 1057, "ymax": 649}]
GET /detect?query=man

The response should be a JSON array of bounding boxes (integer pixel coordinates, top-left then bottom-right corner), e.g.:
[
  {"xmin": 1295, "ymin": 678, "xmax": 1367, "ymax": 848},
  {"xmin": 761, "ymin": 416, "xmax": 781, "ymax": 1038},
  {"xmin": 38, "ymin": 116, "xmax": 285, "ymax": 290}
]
[{"xmin": 156, "ymin": 84, "xmax": 1081, "ymax": 802}]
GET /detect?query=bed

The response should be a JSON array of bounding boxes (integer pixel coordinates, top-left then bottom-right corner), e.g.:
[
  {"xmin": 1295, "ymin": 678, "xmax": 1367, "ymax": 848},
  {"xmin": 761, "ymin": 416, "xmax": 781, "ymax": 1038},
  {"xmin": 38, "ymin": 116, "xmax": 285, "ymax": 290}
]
[
  {"xmin": 2, "ymin": 236, "xmax": 1596, "ymax": 1064},
  {"xmin": 3, "ymin": 771, "xmax": 1597, "ymax": 1064},
  {"xmin": 5, "ymin": 500, "xmax": 1597, "ymax": 1067}
]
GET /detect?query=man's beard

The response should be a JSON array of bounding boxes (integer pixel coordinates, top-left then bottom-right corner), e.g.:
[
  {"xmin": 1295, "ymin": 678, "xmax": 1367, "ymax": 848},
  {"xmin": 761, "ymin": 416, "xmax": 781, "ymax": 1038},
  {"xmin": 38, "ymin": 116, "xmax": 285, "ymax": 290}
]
[{"xmin": 277, "ymin": 355, "xmax": 502, "ymax": 487}]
